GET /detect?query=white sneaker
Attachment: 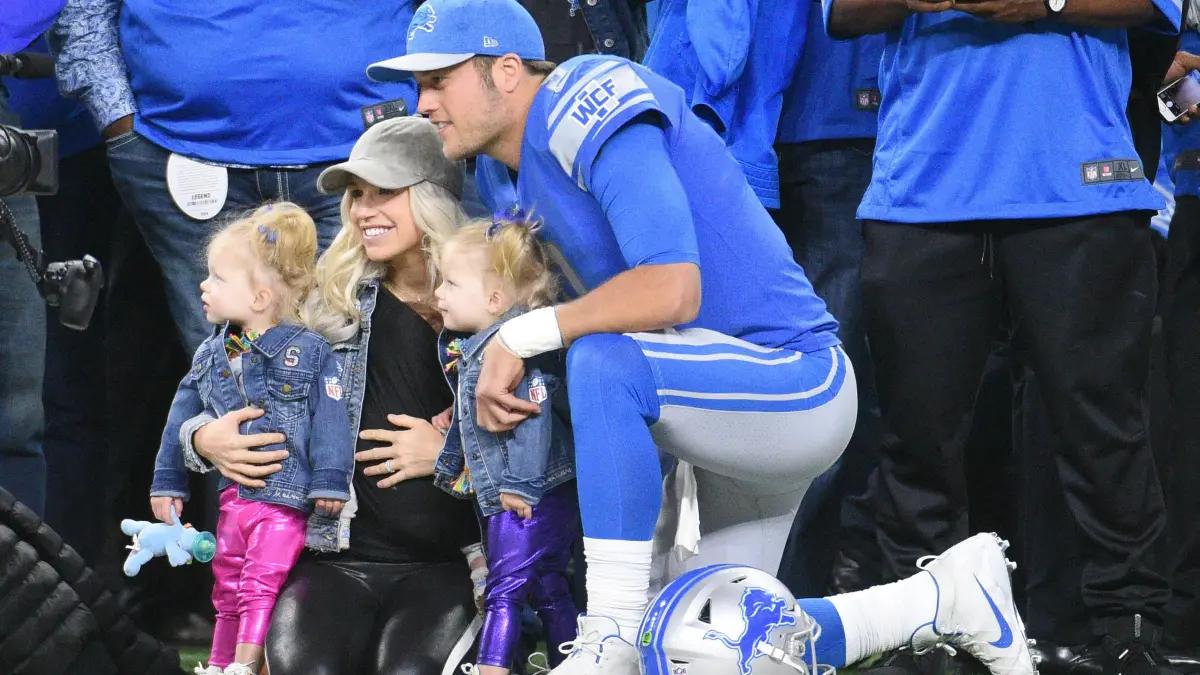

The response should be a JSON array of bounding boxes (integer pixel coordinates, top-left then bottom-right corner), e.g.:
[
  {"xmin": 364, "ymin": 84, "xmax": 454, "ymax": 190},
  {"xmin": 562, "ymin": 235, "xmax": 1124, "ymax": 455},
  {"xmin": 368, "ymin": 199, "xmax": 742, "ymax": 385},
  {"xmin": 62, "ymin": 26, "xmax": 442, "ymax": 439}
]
[
  {"xmin": 548, "ymin": 615, "xmax": 640, "ymax": 675},
  {"xmin": 911, "ymin": 532, "xmax": 1036, "ymax": 675},
  {"xmin": 192, "ymin": 664, "xmax": 222, "ymax": 675},
  {"xmin": 221, "ymin": 663, "xmax": 257, "ymax": 675}
]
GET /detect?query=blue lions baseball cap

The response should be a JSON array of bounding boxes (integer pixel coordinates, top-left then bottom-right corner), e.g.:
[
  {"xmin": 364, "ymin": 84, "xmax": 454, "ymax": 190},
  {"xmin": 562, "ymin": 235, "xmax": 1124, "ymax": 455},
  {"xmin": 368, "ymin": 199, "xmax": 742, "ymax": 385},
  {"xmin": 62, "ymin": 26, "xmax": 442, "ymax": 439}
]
[{"xmin": 367, "ymin": 0, "xmax": 546, "ymax": 82}]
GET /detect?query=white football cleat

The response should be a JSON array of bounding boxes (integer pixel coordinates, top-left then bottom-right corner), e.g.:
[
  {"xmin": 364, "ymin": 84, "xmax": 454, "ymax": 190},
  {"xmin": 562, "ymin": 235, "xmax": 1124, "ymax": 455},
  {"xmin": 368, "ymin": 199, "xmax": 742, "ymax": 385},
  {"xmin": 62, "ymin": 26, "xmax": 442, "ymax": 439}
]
[
  {"xmin": 548, "ymin": 615, "xmax": 640, "ymax": 675},
  {"xmin": 911, "ymin": 532, "xmax": 1036, "ymax": 674}
]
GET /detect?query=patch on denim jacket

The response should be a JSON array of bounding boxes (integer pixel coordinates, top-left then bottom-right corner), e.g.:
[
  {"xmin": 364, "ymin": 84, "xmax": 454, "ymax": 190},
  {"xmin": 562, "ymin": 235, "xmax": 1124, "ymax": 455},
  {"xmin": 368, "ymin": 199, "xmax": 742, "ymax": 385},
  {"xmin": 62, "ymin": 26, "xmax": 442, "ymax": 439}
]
[
  {"xmin": 324, "ymin": 376, "xmax": 344, "ymax": 401},
  {"xmin": 284, "ymin": 346, "xmax": 302, "ymax": 367},
  {"xmin": 528, "ymin": 376, "xmax": 548, "ymax": 404}
]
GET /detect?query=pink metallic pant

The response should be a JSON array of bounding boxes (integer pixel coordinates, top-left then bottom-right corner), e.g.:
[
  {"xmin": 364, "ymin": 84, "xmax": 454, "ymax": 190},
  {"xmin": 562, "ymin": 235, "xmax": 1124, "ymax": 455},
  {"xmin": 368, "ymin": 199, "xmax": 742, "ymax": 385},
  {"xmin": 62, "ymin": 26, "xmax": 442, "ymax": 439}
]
[{"xmin": 209, "ymin": 487, "xmax": 307, "ymax": 668}]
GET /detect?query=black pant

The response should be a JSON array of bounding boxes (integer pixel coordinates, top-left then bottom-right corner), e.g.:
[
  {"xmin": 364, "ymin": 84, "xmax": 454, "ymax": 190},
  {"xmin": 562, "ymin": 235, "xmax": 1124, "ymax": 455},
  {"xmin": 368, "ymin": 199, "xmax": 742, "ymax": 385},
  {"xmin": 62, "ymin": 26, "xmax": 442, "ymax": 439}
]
[
  {"xmin": 862, "ymin": 213, "xmax": 1170, "ymax": 635},
  {"xmin": 37, "ymin": 143, "xmax": 207, "ymax": 632},
  {"xmin": 1164, "ymin": 195, "xmax": 1200, "ymax": 646},
  {"xmin": 267, "ymin": 555, "xmax": 477, "ymax": 675}
]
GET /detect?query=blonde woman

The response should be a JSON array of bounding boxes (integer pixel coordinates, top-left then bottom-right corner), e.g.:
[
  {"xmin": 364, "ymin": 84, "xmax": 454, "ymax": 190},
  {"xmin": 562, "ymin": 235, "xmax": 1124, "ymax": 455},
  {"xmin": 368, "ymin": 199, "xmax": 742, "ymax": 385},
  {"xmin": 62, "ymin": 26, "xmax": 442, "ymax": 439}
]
[{"xmin": 184, "ymin": 118, "xmax": 482, "ymax": 674}]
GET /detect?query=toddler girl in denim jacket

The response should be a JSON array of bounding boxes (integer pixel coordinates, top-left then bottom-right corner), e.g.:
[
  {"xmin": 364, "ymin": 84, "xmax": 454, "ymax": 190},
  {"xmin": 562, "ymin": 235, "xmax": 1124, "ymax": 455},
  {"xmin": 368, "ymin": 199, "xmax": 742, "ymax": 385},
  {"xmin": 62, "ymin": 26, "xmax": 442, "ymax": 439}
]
[
  {"xmin": 432, "ymin": 215, "xmax": 579, "ymax": 675},
  {"xmin": 149, "ymin": 203, "xmax": 353, "ymax": 675}
]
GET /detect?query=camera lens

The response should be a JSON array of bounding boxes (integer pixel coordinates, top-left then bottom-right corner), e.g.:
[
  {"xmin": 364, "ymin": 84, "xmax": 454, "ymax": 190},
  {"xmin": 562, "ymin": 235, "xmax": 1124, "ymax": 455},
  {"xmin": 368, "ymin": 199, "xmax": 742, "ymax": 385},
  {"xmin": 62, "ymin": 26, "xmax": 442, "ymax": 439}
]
[{"xmin": 0, "ymin": 125, "xmax": 38, "ymax": 197}]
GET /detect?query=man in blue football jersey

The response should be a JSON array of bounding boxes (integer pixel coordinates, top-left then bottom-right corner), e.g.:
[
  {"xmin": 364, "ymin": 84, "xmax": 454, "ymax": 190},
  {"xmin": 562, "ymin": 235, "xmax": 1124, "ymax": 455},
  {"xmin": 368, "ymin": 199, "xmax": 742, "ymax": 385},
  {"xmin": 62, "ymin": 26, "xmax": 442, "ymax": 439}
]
[
  {"xmin": 822, "ymin": 0, "xmax": 1182, "ymax": 671},
  {"xmin": 368, "ymin": 1, "xmax": 1035, "ymax": 673}
]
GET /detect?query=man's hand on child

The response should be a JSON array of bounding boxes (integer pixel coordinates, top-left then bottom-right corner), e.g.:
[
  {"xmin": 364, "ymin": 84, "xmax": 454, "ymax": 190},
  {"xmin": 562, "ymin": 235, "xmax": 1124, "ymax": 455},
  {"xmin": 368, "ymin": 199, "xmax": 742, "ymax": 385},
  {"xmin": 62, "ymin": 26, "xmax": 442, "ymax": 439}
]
[
  {"xmin": 500, "ymin": 493, "xmax": 533, "ymax": 520},
  {"xmin": 313, "ymin": 498, "xmax": 345, "ymax": 518},
  {"xmin": 476, "ymin": 339, "xmax": 539, "ymax": 433},
  {"xmin": 150, "ymin": 496, "xmax": 184, "ymax": 523}
]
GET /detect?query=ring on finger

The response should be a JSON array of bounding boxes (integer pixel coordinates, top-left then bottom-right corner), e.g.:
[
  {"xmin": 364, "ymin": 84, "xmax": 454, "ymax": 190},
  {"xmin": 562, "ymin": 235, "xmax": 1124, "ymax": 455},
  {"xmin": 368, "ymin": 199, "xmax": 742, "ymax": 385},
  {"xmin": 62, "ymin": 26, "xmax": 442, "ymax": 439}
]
[{"xmin": 384, "ymin": 459, "xmax": 397, "ymax": 473}]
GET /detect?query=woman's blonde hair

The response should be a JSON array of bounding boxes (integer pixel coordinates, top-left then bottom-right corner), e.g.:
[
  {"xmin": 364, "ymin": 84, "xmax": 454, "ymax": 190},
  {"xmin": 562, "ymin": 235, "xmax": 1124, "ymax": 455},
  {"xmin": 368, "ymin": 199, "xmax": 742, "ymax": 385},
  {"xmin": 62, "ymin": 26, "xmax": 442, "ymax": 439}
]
[
  {"xmin": 209, "ymin": 202, "xmax": 317, "ymax": 324},
  {"xmin": 434, "ymin": 216, "xmax": 559, "ymax": 310},
  {"xmin": 300, "ymin": 181, "xmax": 466, "ymax": 343}
]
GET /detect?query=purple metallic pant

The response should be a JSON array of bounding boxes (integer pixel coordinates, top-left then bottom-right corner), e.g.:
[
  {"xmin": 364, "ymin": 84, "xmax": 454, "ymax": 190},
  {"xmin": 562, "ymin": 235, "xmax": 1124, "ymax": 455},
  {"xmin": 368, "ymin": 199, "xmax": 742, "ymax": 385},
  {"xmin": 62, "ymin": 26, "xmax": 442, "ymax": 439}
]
[
  {"xmin": 209, "ymin": 487, "xmax": 307, "ymax": 668},
  {"xmin": 478, "ymin": 482, "xmax": 580, "ymax": 669}
]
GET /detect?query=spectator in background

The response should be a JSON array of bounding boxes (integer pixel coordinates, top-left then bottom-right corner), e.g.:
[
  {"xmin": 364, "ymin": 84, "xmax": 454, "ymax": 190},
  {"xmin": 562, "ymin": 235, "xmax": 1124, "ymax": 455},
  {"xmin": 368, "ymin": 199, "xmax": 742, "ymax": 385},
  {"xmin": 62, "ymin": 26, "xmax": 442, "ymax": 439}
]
[
  {"xmin": 5, "ymin": 33, "xmax": 122, "ymax": 565},
  {"xmin": 771, "ymin": 2, "xmax": 885, "ymax": 600},
  {"xmin": 51, "ymin": 0, "xmax": 422, "ymax": 353},
  {"xmin": 0, "ymin": 2, "xmax": 59, "ymax": 517},
  {"xmin": 643, "ymin": 0, "xmax": 805, "ymax": 209},
  {"xmin": 1161, "ymin": 34, "xmax": 1200, "ymax": 669},
  {"xmin": 823, "ymin": 0, "xmax": 1182, "ymax": 672}
]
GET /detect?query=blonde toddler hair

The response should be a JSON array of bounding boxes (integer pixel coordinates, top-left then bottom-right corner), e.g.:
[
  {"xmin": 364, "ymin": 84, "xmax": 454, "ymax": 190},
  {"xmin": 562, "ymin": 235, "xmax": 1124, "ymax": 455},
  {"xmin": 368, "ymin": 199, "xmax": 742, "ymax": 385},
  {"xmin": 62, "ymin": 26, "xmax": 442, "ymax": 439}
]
[
  {"xmin": 208, "ymin": 202, "xmax": 318, "ymax": 324},
  {"xmin": 436, "ymin": 215, "xmax": 558, "ymax": 310}
]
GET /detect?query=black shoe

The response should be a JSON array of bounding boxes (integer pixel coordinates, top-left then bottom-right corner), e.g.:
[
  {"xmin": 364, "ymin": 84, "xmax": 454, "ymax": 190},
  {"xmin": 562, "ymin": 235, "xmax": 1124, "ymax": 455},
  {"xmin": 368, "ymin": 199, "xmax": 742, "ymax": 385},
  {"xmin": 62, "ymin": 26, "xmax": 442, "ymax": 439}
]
[
  {"xmin": 1164, "ymin": 650, "xmax": 1200, "ymax": 674},
  {"xmin": 1069, "ymin": 636, "xmax": 1181, "ymax": 675},
  {"xmin": 1027, "ymin": 639, "xmax": 1100, "ymax": 674},
  {"xmin": 849, "ymin": 649, "xmax": 983, "ymax": 674}
]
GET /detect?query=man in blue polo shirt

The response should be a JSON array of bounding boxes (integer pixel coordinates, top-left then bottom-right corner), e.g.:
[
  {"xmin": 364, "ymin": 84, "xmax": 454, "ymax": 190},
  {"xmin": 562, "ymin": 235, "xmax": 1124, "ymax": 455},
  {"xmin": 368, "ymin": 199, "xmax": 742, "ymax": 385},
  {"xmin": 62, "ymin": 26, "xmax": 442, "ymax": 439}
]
[
  {"xmin": 368, "ymin": 2, "xmax": 1043, "ymax": 674},
  {"xmin": 51, "ymin": 0, "xmax": 420, "ymax": 352},
  {"xmin": 824, "ymin": 0, "xmax": 1181, "ymax": 670}
]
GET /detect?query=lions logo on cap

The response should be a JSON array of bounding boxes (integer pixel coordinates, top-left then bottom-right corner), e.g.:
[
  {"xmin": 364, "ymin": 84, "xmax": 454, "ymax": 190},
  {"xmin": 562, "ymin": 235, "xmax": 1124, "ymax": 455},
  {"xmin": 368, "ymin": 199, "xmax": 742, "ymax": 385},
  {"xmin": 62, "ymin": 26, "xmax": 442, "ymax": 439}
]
[{"xmin": 408, "ymin": 4, "xmax": 437, "ymax": 42}]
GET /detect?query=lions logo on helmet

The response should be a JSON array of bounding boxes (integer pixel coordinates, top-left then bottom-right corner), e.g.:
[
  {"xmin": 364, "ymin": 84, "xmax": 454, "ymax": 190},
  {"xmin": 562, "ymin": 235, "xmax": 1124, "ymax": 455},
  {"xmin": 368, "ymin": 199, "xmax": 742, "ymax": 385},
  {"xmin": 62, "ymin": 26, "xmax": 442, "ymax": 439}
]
[
  {"xmin": 704, "ymin": 587, "xmax": 798, "ymax": 674},
  {"xmin": 639, "ymin": 564, "xmax": 832, "ymax": 675}
]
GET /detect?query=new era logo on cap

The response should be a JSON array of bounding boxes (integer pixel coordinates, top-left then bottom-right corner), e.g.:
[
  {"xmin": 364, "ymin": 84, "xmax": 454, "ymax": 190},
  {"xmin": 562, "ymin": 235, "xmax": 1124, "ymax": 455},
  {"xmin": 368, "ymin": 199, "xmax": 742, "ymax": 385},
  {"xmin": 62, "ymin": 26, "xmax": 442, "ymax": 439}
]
[{"xmin": 483, "ymin": 36, "xmax": 499, "ymax": 48}]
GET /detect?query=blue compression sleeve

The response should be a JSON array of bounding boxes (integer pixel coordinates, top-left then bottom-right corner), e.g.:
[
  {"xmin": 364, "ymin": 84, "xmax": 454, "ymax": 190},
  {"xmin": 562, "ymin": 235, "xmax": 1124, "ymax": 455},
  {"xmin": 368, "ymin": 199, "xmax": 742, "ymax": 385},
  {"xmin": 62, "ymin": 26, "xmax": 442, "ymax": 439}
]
[
  {"xmin": 798, "ymin": 598, "xmax": 849, "ymax": 667},
  {"xmin": 587, "ymin": 117, "xmax": 700, "ymax": 270}
]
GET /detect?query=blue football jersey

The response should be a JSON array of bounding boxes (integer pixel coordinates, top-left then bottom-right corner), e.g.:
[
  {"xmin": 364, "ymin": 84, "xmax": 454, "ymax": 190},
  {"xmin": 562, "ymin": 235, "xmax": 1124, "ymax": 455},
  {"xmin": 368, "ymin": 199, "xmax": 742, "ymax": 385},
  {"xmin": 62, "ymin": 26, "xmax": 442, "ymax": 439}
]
[
  {"xmin": 509, "ymin": 55, "xmax": 840, "ymax": 352},
  {"xmin": 821, "ymin": 0, "xmax": 1182, "ymax": 223}
]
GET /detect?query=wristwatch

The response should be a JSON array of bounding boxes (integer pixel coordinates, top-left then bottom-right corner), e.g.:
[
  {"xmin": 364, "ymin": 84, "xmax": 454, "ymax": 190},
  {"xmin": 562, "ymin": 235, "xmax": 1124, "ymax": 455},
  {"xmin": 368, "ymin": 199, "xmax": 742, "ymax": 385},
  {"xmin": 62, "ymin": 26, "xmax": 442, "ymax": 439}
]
[{"xmin": 1045, "ymin": 0, "xmax": 1066, "ymax": 15}]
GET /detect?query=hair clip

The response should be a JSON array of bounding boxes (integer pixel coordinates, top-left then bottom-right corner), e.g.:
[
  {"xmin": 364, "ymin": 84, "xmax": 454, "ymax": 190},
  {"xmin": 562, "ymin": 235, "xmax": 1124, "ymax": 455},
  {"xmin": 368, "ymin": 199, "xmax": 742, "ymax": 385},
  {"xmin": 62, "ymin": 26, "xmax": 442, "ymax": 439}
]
[
  {"xmin": 488, "ymin": 206, "xmax": 541, "ymax": 239},
  {"xmin": 258, "ymin": 223, "xmax": 278, "ymax": 244}
]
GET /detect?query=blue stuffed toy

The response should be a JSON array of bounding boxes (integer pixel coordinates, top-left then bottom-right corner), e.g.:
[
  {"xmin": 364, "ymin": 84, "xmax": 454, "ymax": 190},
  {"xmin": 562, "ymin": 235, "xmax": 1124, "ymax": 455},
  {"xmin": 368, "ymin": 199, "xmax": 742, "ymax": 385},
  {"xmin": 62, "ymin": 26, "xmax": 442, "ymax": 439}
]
[{"xmin": 120, "ymin": 505, "xmax": 217, "ymax": 577}]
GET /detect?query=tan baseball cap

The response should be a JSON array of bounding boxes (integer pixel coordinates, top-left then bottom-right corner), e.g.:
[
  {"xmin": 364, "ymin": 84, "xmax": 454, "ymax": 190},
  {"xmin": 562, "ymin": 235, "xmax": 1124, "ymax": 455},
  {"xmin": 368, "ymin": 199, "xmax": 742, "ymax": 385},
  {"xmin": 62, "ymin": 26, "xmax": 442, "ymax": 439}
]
[{"xmin": 317, "ymin": 116, "xmax": 463, "ymax": 198}]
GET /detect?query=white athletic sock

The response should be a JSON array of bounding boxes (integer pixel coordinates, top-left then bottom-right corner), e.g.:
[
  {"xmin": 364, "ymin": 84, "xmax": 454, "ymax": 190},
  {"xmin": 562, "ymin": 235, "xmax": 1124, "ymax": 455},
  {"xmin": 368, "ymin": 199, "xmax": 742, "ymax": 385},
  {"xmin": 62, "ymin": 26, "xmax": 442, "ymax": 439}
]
[
  {"xmin": 583, "ymin": 537, "xmax": 653, "ymax": 642},
  {"xmin": 829, "ymin": 571, "xmax": 938, "ymax": 665}
]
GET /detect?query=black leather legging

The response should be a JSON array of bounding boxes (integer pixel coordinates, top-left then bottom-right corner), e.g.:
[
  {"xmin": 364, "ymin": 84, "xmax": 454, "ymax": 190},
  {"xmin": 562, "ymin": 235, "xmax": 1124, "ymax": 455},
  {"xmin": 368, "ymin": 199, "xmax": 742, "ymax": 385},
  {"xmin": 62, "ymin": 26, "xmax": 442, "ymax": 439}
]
[{"xmin": 265, "ymin": 556, "xmax": 476, "ymax": 675}]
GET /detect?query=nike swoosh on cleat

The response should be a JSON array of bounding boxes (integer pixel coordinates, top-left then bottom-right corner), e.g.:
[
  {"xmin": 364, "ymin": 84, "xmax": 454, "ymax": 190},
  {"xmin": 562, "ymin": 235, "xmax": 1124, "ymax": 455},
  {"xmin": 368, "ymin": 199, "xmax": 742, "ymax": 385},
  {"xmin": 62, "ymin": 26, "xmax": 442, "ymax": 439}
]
[{"xmin": 974, "ymin": 577, "xmax": 1013, "ymax": 649}]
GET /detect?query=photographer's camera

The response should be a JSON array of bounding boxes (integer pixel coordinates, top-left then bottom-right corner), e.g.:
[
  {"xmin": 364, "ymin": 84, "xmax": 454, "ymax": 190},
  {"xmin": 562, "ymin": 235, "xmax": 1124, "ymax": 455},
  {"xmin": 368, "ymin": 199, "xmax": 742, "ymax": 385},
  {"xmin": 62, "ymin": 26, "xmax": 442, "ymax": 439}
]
[{"xmin": 1, "ymin": 120, "xmax": 104, "ymax": 331}]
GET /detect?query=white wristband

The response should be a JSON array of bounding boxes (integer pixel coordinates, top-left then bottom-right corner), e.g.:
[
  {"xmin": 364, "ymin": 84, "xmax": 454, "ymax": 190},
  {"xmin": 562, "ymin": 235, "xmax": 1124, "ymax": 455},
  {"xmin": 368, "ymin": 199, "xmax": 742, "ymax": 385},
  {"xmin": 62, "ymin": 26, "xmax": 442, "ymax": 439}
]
[{"xmin": 496, "ymin": 306, "xmax": 563, "ymax": 358}]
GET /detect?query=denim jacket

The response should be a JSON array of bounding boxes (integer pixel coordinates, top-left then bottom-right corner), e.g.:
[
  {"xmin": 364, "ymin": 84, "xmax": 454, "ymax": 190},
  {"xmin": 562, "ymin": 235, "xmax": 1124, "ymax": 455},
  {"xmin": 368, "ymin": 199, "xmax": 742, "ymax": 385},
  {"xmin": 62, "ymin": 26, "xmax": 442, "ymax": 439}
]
[
  {"xmin": 151, "ymin": 323, "xmax": 354, "ymax": 513},
  {"xmin": 574, "ymin": 0, "xmax": 649, "ymax": 61},
  {"xmin": 179, "ymin": 279, "xmax": 396, "ymax": 551},
  {"xmin": 433, "ymin": 308, "xmax": 575, "ymax": 517}
]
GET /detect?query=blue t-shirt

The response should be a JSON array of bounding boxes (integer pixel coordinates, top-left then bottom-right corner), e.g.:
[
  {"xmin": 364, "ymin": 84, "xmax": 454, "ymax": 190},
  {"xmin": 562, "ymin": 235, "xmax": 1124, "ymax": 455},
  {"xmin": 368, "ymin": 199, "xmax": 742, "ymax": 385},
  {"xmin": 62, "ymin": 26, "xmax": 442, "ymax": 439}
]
[
  {"xmin": 119, "ymin": 0, "xmax": 417, "ymax": 166},
  {"xmin": 826, "ymin": 1, "xmax": 1182, "ymax": 223},
  {"xmin": 500, "ymin": 55, "xmax": 839, "ymax": 353},
  {"xmin": 1164, "ymin": 29, "xmax": 1200, "ymax": 197},
  {"xmin": 778, "ymin": 1, "xmax": 883, "ymax": 144},
  {"xmin": 0, "ymin": 0, "xmax": 63, "ymax": 54},
  {"xmin": 4, "ymin": 36, "xmax": 100, "ymax": 158}
]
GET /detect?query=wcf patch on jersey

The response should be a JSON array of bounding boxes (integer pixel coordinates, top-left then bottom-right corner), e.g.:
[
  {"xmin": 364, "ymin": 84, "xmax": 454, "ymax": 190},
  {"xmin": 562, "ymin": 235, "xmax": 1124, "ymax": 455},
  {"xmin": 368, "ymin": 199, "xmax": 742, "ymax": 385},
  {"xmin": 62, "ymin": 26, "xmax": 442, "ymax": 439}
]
[
  {"xmin": 528, "ymin": 376, "xmax": 548, "ymax": 405},
  {"xmin": 324, "ymin": 376, "xmax": 343, "ymax": 401}
]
